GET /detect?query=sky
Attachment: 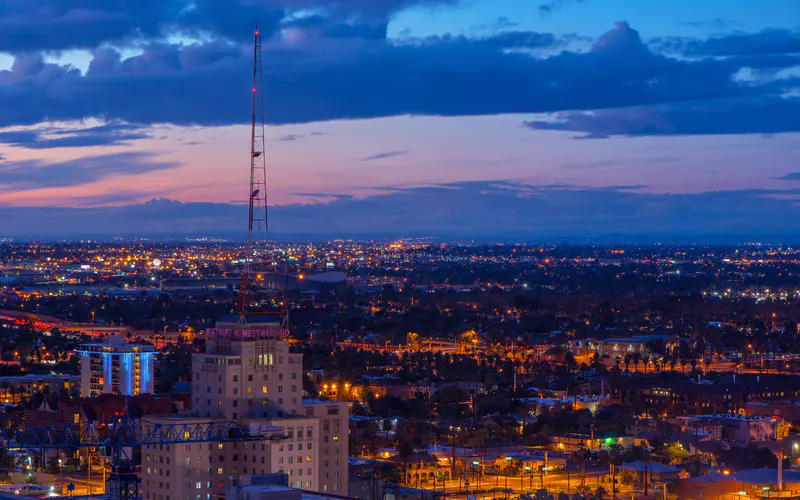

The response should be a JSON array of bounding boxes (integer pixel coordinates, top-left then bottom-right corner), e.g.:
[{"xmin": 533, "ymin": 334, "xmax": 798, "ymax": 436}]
[{"xmin": 0, "ymin": 0, "xmax": 799, "ymax": 240}]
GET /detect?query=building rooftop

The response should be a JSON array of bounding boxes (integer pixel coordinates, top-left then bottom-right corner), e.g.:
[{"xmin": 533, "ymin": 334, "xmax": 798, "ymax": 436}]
[
  {"xmin": 216, "ymin": 313, "xmax": 283, "ymax": 325},
  {"xmin": 0, "ymin": 373, "xmax": 78, "ymax": 382},
  {"xmin": 78, "ymin": 333, "xmax": 156, "ymax": 351}
]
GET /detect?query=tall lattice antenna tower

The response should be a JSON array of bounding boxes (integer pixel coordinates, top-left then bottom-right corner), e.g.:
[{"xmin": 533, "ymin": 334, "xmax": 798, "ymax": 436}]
[{"xmin": 237, "ymin": 24, "xmax": 269, "ymax": 324}]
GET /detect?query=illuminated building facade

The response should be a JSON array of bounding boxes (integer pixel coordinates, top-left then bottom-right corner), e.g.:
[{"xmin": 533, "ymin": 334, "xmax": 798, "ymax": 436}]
[
  {"xmin": 77, "ymin": 334, "xmax": 156, "ymax": 397},
  {"xmin": 139, "ymin": 315, "xmax": 349, "ymax": 500}
]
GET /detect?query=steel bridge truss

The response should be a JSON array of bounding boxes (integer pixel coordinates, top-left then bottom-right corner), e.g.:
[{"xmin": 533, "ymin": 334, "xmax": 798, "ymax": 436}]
[{"xmin": 0, "ymin": 417, "xmax": 271, "ymax": 450}]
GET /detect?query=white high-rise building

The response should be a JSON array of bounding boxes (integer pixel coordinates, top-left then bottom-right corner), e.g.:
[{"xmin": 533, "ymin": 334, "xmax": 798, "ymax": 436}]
[
  {"xmin": 140, "ymin": 315, "xmax": 349, "ymax": 500},
  {"xmin": 77, "ymin": 334, "xmax": 156, "ymax": 397}
]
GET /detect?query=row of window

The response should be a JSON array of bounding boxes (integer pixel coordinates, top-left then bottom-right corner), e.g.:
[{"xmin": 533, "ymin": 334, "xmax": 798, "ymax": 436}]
[
  {"xmin": 277, "ymin": 456, "xmax": 312, "ymax": 465},
  {"xmin": 144, "ymin": 493, "xmax": 211, "ymax": 500},
  {"xmin": 278, "ymin": 442, "xmax": 312, "ymax": 452}
]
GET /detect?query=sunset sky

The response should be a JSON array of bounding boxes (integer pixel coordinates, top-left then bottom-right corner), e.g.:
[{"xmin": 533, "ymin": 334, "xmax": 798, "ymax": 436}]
[{"xmin": 1, "ymin": 0, "xmax": 799, "ymax": 239}]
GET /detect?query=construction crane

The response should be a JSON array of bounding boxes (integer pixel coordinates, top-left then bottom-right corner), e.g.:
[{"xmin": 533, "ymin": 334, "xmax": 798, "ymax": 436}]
[{"xmin": 0, "ymin": 406, "xmax": 284, "ymax": 500}]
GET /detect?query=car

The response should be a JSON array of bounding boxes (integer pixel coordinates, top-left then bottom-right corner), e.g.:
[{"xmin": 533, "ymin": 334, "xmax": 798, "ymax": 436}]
[{"xmin": 0, "ymin": 484, "xmax": 56, "ymax": 497}]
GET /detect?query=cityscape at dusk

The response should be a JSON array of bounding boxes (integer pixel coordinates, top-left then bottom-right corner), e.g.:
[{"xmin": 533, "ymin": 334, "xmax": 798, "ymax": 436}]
[{"xmin": 3, "ymin": 1, "xmax": 800, "ymax": 500}]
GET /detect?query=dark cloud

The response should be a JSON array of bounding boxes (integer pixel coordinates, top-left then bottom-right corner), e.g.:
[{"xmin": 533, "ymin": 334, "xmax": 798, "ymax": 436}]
[
  {"xmin": 683, "ymin": 29, "xmax": 800, "ymax": 56},
  {"xmin": 0, "ymin": 151, "xmax": 179, "ymax": 190},
  {"xmin": 0, "ymin": 123, "xmax": 149, "ymax": 149},
  {"xmin": 0, "ymin": 22, "xmax": 773, "ymax": 130},
  {"xmin": 0, "ymin": 16, "xmax": 796, "ymax": 138},
  {"xmin": 471, "ymin": 16, "xmax": 519, "ymax": 32},
  {"xmin": 291, "ymin": 192, "xmax": 354, "ymax": 200},
  {"xmin": 6, "ymin": 181, "xmax": 800, "ymax": 240},
  {"xmin": 525, "ymin": 95, "xmax": 800, "ymax": 137},
  {"xmin": 0, "ymin": 0, "xmax": 456, "ymax": 52},
  {"xmin": 0, "ymin": 0, "xmax": 178, "ymax": 52},
  {"xmin": 415, "ymin": 30, "xmax": 559, "ymax": 49},
  {"xmin": 324, "ymin": 22, "xmax": 389, "ymax": 40},
  {"xmin": 680, "ymin": 18, "xmax": 738, "ymax": 30},
  {"xmin": 360, "ymin": 151, "xmax": 409, "ymax": 161},
  {"xmin": 277, "ymin": 132, "xmax": 323, "ymax": 141},
  {"xmin": 538, "ymin": 0, "xmax": 585, "ymax": 17},
  {"xmin": 560, "ymin": 157, "xmax": 679, "ymax": 170},
  {"xmin": 776, "ymin": 172, "xmax": 800, "ymax": 181}
]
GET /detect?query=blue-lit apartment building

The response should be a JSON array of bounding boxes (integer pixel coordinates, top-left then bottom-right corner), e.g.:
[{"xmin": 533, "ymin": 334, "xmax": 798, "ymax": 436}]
[{"xmin": 77, "ymin": 334, "xmax": 155, "ymax": 397}]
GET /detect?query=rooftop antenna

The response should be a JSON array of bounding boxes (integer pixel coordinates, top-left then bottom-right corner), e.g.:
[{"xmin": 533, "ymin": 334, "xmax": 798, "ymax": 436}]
[{"xmin": 237, "ymin": 23, "xmax": 288, "ymax": 330}]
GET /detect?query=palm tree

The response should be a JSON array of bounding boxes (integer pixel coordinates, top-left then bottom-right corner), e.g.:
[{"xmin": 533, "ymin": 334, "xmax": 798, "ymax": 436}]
[
  {"xmin": 0, "ymin": 382, "xmax": 9, "ymax": 404},
  {"xmin": 396, "ymin": 438, "xmax": 414, "ymax": 485}
]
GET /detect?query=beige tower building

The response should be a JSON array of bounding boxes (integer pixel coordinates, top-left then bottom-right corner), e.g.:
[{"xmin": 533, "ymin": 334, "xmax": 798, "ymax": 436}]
[{"xmin": 141, "ymin": 315, "xmax": 349, "ymax": 500}]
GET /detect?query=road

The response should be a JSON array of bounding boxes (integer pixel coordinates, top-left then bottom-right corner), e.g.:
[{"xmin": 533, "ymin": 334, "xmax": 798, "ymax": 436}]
[{"xmin": 58, "ymin": 469, "xmax": 108, "ymax": 496}]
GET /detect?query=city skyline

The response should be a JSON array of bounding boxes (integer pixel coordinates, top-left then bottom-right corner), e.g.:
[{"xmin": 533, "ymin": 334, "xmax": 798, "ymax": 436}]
[{"xmin": 1, "ymin": 0, "xmax": 799, "ymax": 239}]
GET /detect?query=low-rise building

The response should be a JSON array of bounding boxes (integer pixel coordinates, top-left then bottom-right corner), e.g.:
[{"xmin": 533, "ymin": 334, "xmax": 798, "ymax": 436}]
[{"xmin": 0, "ymin": 374, "xmax": 78, "ymax": 403}]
